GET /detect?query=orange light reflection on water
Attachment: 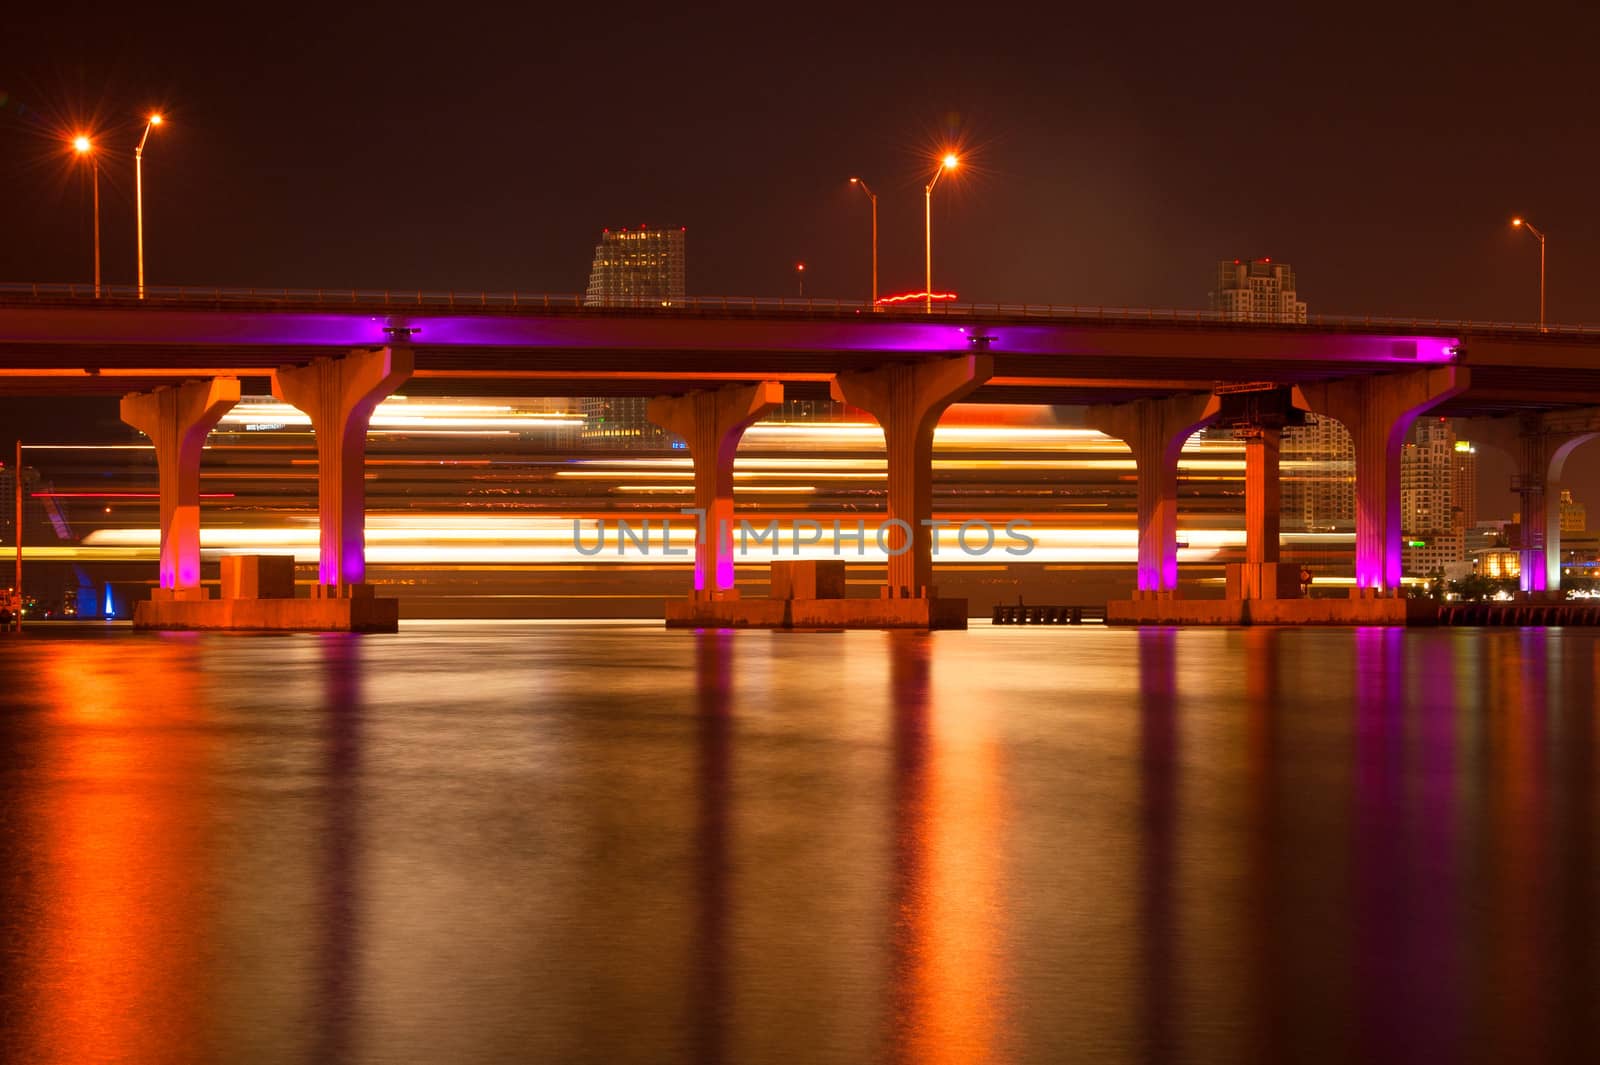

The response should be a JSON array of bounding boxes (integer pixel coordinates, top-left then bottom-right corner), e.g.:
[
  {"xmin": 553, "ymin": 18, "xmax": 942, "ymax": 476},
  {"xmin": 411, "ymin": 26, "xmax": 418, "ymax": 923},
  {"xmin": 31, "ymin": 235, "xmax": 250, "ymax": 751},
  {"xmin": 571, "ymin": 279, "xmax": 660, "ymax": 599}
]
[
  {"xmin": 20, "ymin": 641, "xmax": 218, "ymax": 1065},
  {"xmin": 889, "ymin": 635, "xmax": 1005, "ymax": 1063}
]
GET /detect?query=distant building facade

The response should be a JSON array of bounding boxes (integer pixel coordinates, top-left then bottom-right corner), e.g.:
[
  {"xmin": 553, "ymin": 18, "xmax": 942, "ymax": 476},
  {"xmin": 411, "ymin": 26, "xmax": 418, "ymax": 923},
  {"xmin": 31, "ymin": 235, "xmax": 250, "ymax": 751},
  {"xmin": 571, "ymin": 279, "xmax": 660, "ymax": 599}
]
[
  {"xmin": 1452, "ymin": 439, "xmax": 1478, "ymax": 532},
  {"xmin": 1210, "ymin": 258, "xmax": 1307, "ymax": 323},
  {"xmin": 1281, "ymin": 413, "xmax": 1354, "ymax": 531},
  {"xmin": 578, "ymin": 226, "xmax": 688, "ymax": 445},
  {"xmin": 578, "ymin": 396, "xmax": 675, "ymax": 449},
  {"xmin": 1560, "ymin": 489, "xmax": 1587, "ymax": 534},
  {"xmin": 584, "ymin": 226, "xmax": 686, "ymax": 308},
  {"xmin": 1401, "ymin": 418, "xmax": 1467, "ymax": 575}
]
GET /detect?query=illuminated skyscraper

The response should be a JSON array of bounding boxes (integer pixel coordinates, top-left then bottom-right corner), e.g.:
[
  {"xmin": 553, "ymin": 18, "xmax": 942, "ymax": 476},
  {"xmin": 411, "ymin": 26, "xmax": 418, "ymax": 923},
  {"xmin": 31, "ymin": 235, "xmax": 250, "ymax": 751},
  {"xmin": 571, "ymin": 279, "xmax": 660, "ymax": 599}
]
[
  {"xmin": 584, "ymin": 226, "xmax": 686, "ymax": 308},
  {"xmin": 1452, "ymin": 438, "xmax": 1478, "ymax": 532},
  {"xmin": 1211, "ymin": 258, "xmax": 1308, "ymax": 323},
  {"xmin": 576, "ymin": 226, "xmax": 688, "ymax": 445},
  {"xmin": 1401, "ymin": 418, "xmax": 1464, "ymax": 574},
  {"xmin": 1560, "ymin": 489, "xmax": 1587, "ymax": 534},
  {"xmin": 1281, "ymin": 413, "xmax": 1354, "ymax": 531}
]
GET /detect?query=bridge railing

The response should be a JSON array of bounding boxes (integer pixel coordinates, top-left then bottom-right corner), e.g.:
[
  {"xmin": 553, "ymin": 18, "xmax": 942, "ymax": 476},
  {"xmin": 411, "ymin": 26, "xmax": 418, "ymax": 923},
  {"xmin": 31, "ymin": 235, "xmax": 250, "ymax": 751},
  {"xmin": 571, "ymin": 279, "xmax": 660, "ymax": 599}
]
[{"xmin": 2, "ymin": 281, "xmax": 1597, "ymax": 337}]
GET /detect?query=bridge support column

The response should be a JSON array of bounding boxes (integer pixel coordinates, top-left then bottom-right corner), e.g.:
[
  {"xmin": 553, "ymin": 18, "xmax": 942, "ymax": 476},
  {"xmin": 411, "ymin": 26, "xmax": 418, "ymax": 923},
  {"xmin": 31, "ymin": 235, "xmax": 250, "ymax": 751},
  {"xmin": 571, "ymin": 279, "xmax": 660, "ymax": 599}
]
[
  {"xmin": 1519, "ymin": 430, "xmax": 1553, "ymax": 594},
  {"xmin": 273, "ymin": 347, "xmax": 413, "ymax": 594},
  {"xmin": 1301, "ymin": 367, "xmax": 1468, "ymax": 596},
  {"xmin": 647, "ymin": 381, "xmax": 783, "ymax": 599},
  {"xmin": 120, "ymin": 377, "xmax": 241, "ymax": 600},
  {"xmin": 1464, "ymin": 410, "xmax": 1600, "ymax": 595},
  {"xmin": 1086, "ymin": 393, "xmax": 1219, "ymax": 597},
  {"xmin": 1244, "ymin": 427, "xmax": 1282, "ymax": 565},
  {"xmin": 831, "ymin": 355, "xmax": 992, "ymax": 598}
]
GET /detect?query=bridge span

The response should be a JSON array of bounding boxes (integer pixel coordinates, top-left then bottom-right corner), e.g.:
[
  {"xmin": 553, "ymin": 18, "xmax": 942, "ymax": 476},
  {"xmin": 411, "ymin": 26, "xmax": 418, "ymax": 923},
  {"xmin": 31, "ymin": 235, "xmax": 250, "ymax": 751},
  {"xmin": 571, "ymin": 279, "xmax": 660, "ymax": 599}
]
[{"xmin": 4, "ymin": 285, "xmax": 1600, "ymax": 621}]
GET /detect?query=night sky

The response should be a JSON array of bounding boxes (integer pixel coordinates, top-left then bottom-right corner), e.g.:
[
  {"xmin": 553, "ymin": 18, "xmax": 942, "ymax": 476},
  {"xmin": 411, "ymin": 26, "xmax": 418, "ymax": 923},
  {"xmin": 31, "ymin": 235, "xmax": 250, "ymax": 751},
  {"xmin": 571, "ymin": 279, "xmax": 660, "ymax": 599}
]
[{"xmin": 4, "ymin": 1, "xmax": 1599, "ymax": 511}]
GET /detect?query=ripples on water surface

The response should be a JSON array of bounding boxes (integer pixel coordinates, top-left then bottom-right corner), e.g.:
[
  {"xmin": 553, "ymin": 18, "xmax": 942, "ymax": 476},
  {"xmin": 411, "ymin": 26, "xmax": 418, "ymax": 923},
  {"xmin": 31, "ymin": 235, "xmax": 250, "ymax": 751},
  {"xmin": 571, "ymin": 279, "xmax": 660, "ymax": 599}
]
[{"xmin": 0, "ymin": 622, "xmax": 1596, "ymax": 1064}]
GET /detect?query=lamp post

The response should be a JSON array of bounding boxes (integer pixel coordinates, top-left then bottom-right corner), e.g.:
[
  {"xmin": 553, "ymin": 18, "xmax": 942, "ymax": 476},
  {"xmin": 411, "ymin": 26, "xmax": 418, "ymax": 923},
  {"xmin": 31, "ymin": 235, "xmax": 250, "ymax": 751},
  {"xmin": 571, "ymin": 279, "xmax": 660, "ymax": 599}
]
[
  {"xmin": 924, "ymin": 153, "xmax": 958, "ymax": 312},
  {"xmin": 796, "ymin": 262, "xmax": 806, "ymax": 298},
  {"xmin": 1511, "ymin": 217, "xmax": 1546, "ymax": 332},
  {"xmin": 136, "ymin": 114, "xmax": 163, "ymax": 300},
  {"xmin": 73, "ymin": 136, "xmax": 100, "ymax": 298},
  {"xmin": 849, "ymin": 177, "xmax": 878, "ymax": 306}
]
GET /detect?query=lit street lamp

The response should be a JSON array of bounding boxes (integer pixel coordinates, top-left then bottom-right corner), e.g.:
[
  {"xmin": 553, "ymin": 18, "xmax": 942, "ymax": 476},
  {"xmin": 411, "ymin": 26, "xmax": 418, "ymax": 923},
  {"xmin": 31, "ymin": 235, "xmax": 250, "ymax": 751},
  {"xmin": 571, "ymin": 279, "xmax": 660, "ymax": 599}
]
[
  {"xmin": 924, "ymin": 153, "xmax": 958, "ymax": 312},
  {"xmin": 849, "ymin": 177, "xmax": 877, "ymax": 306},
  {"xmin": 1511, "ymin": 216, "xmax": 1546, "ymax": 332},
  {"xmin": 73, "ymin": 136, "xmax": 100, "ymax": 298},
  {"xmin": 796, "ymin": 261, "xmax": 806, "ymax": 298},
  {"xmin": 136, "ymin": 114, "xmax": 163, "ymax": 299}
]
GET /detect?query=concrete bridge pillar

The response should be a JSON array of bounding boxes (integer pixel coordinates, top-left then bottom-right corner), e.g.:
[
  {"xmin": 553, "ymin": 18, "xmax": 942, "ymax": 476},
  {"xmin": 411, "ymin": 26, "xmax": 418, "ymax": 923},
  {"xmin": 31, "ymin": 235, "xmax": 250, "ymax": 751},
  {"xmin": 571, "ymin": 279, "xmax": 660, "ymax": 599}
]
[
  {"xmin": 831, "ymin": 355, "xmax": 992, "ymax": 598},
  {"xmin": 273, "ymin": 347, "xmax": 413, "ymax": 594},
  {"xmin": 1086, "ymin": 393, "xmax": 1219, "ymax": 596},
  {"xmin": 1465, "ymin": 410, "xmax": 1600, "ymax": 594},
  {"xmin": 647, "ymin": 381, "xmax": 783, "ymax": 599},
  {"xmin": 1300, "ymin": 366, "xmax": 1468, "ymax": 595},
  {"xmin": 120, "ymin": 377, "xmax": 241, "ymax": 600},
  {"xmin": 1519, "ymin": 429, "xmax": 1553, "ymax": 593},
  {"xmin": 1243, "ymin": 427, "xmax": 1282, "ymax": 565}
]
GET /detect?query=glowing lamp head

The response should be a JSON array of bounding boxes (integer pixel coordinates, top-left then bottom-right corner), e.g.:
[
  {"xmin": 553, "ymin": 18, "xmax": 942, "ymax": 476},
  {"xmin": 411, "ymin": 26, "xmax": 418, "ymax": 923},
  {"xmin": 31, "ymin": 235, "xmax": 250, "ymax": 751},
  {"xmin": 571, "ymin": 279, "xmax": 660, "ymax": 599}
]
[
  {"xmin": 796, "ymin": 262, "xmax": 805, "ymax": 271},
  {"xmin": 1512, "ymin": 217, "xmax": 1524, "ymax": 227},
  {"xmin": 149, "ymin": 114, "xmax": 163, "ymax": 126},
  {"xmin": 73, "ymin": 135, "xmax": 91, "ymax": 154},
  {"xmin": 849, "ymin": 177, "xmax": 859, "ymax": 184},
  {"xmin": 942, "ymin": 153, "xmax": 959, "ymax": 170}
]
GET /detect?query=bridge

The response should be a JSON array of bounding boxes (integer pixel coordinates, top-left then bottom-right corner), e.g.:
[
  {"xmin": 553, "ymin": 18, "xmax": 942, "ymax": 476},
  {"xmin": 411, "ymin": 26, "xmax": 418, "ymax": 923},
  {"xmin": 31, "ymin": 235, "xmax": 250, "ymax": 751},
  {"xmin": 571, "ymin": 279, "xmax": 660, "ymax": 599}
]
[{"xmin": 4, "ymin": 283, "xmax": 1600, "ymax": 625}]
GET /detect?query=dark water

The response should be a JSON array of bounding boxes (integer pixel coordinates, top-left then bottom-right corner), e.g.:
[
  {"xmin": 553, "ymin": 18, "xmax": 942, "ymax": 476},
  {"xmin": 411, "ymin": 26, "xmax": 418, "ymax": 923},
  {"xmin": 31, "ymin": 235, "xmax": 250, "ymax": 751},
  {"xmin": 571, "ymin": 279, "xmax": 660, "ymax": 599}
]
[{"xmin": 0, "ymin": 622, "xmax": 1595, "ymax": 1065}]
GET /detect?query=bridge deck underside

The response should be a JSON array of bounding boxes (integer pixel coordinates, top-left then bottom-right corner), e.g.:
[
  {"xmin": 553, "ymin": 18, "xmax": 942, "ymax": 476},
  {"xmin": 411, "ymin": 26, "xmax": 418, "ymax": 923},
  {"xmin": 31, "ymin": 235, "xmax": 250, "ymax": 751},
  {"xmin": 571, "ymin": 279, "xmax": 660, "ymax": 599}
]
[
  {"xmin": 4, "ymin": 343, "xmax": 1600, "ymax": 416},
  {"xmin": 2, "ymin": 302, "xmax": 1600, "ymax": 417}
]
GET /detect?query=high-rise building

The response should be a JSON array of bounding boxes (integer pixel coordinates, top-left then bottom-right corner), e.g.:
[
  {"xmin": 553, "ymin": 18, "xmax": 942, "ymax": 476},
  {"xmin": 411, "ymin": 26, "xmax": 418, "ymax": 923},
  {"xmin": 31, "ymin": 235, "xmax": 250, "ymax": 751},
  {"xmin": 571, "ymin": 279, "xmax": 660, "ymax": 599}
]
[
  {"xmin": 1560, "ymin": 489, "xmax": 1587, "ymax": 534},
  {"xmin": 1281, "ymin": 413, "xmax": 1354, "ymax": 531},
  {"xmin": 1210, "ymin": 258, "xmax": 1308, "ymax": 323},
  {"xmin": 584, "ymin": 226, "xmax": 686, "ymax": 308},
  {"xmin": 1452, "ymin": 439, "xmax": 1477, "ymax": 532},
  {"xmin": 1401, "ymin": 418, "xmax": 1464, "ymax": 575},
  {"xmin": 577, "ymin": 396, "xmax": 676, "ymax": 449},
  {"xmin": 578, "ymin": 226, "xmax": 687, "ymax": 446}
]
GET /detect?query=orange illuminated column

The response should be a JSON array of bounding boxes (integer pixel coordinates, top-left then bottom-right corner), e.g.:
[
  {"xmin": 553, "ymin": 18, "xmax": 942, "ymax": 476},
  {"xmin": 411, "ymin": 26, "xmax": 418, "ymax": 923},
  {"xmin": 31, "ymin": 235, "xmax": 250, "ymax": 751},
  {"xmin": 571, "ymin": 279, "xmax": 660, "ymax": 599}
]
[
  {"xmin": 1087, "ymin": 393, "xmax": 1220, "ymax": 597},
  {"xmin": 1300, "ymin": 367, "xmax": 1467, "ymax": 596},
  {"xmin": 120, "ymin": 377, "xmax": 241, "ymax": 599},
  {"xmin": 274, "ymin": 347, "xmax": 413, "ymax": 594},
  {"xmin": 831, "ymin": 355, "xmax": 992, "ymax": 599},
  {"xmin": 1243, "ymin": 427, "xmax": 1281, "ymax": 566},
  {"xmin": 647, "ymin": 381, "xmax": 783, "ymax": 599}
]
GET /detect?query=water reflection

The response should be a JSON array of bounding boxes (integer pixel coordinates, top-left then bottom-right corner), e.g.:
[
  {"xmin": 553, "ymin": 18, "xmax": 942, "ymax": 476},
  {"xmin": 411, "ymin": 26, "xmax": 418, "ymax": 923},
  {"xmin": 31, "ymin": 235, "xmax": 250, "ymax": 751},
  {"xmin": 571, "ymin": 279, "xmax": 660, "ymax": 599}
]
[
  {"xmin": 0, "ymin": 624, "xmax": 1596, "ymax": 1065},
  {"xmin": 887, "ymin": 632, "xmax": 1004, "ymax": 1064},
  {"xmin": 19, "ymin": 637, "xmax": 219, "ymax": 1064},
  {"xmin": 1135, "ymin": 629, "xmax": 1178, "ymax": 1065},
  {"xmin": 316, "ymin": 634, "xmax": 365, "ymax": 1065},
  {"xmin": 690, "ymin": 630, "xmax": 733, "ymax": 1065}
]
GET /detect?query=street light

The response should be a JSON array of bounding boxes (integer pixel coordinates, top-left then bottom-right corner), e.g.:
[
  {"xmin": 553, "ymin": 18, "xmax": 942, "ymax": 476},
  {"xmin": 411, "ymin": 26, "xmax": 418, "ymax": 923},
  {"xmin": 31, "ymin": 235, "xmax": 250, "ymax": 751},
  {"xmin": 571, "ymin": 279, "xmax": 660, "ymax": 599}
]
[
  {"xmin": 924, "ymin": 153, "xmax": 958, "ymax": 312},
  {"xmin": 849, "ymin": 177, "xmax": 877, "ymax": 306},
  {"xmin": 1511, "ymin": 216, "xmax": 1546, "ymax": 332},
  {"xmin": 73, "ymin": 136, "xmax": 100, "ymax": 298},
  {"xmin": 796, "ymin": 261, "xmax": 806, "ymax": 298},
  {"xmin": 136, "ymin": 114, "xmax": 163, "ymax": 300}
]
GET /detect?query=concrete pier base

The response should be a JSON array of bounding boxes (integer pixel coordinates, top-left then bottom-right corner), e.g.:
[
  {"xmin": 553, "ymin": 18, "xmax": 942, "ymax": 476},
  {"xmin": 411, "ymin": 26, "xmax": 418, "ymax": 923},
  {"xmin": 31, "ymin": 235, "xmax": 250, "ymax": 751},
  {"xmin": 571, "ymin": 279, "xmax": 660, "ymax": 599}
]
[
  {"xmin": 1107, "ymin": 598, "xmax": 1437, "ymax": 626},
  {"xmin": 666, "ymin": 597, "xmax": 968, "ymax": 630},
  {"xmin": 134, "ymin": 596, "xmax": 399, "ymax": 632}
]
